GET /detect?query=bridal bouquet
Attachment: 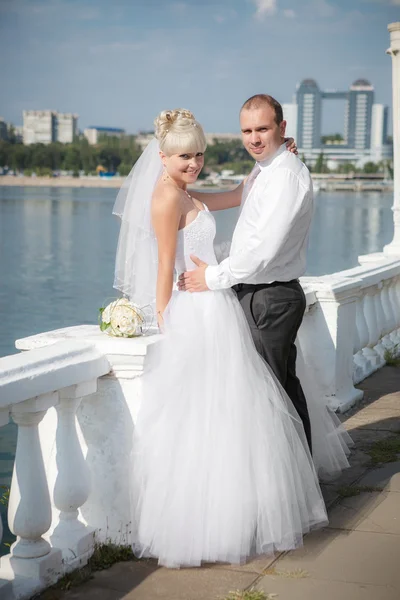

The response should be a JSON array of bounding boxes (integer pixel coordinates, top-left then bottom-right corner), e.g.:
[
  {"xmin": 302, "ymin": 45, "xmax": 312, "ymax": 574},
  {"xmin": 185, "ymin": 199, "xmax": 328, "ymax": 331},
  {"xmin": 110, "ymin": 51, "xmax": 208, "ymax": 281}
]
[{"xmin": 99, "ymin": 298, "xmax": 152, "ymax": 338}]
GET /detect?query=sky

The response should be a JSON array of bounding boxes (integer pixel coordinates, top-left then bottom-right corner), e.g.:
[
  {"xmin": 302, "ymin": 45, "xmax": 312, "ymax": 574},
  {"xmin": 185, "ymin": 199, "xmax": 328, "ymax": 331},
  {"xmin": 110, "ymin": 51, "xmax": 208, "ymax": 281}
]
[{"xmin": 1, "ymin": 0, "xmax": 399, "ymax": 135}]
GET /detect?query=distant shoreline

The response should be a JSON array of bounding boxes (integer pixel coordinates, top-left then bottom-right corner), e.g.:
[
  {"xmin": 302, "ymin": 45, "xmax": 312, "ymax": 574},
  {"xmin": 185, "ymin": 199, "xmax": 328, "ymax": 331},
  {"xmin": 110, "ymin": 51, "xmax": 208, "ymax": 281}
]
[
  {"xmin": 0, "ymin": 176, "xmax": 125, "ymax": 188},
  {"xmin": 0, "ymin": 176, "xmax": 228, "ymax": 190},
  {"xmin": 0, "ymin": 175, "xmax": 392, "ymax": 193}
]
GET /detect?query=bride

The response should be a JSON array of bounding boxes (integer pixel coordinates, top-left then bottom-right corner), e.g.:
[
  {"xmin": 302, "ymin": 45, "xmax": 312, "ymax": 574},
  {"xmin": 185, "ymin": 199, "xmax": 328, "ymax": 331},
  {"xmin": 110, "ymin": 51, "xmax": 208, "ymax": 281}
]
[{"xmin": 113, "ymin": 109, "xmax": 346, "ymax": 569}]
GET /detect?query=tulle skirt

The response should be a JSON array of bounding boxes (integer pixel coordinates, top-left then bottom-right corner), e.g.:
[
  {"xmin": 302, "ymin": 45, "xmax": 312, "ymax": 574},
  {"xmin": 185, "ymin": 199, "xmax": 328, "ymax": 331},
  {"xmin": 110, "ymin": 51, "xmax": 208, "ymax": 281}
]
[{"xmin": 130, "ymin": 289, "xmax": 334, "ymax": 568}]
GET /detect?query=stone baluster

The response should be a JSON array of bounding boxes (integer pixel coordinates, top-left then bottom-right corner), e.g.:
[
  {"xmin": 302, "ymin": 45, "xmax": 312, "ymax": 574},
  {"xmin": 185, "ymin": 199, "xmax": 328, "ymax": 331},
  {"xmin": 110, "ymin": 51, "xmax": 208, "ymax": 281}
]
[
  {"xmin": 362, "ymin": 287, "xmax": 384, "ymax": 371},
  {"xmin": 373, "ymin": 282, "xmax": 390, "ymax": 358},
  {"xmin": 353, "ymin": 295, "xmax": 370, "ymax": 383},
  {"xmin": 388, "ymin": 277, "xmax": 400, "ymax": 347},
  {"xmin": 0, "ymin": 411, "xmax": 8, "ymax": 549},
  {"xmin": 380, "ymin": 278, "xmax": 398, "ymax": 349},
  {"xmin": 50, "ymin": 380, "xmax": 97, "ymax": 558},
  {"xmin": 394, "ymin": 276, "xmax": 400, "ymax": 338},
  {"xmin": 8, "ymin": 393, "xmax": 57, "ymax": 559}
]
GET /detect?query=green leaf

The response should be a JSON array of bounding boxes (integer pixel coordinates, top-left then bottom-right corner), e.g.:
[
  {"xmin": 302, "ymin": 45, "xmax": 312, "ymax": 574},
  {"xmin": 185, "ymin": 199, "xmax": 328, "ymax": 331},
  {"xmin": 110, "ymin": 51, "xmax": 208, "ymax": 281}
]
[
  {"xmin": 100, "ymin": 321, "xmax": 110, "ymax": 332},
  {"xmin": 99, "ymin": 307, "xmax": 105, "ymax": 314}
]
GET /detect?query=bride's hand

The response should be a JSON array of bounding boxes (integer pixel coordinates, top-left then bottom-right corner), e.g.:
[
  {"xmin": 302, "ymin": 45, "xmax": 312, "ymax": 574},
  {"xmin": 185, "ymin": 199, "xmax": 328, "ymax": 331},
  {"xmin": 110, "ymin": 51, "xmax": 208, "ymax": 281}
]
[{"xmin": 285, "ymin": 138, "xmax": 298, "ymax": 155}]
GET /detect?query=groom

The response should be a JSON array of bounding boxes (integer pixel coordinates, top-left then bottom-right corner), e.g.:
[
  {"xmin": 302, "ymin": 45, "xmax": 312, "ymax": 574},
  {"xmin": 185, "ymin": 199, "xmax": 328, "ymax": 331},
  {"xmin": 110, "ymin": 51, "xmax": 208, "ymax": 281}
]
[{"xmin": 178, "ymin": 94, "xmax": 314, "ymax": 452}]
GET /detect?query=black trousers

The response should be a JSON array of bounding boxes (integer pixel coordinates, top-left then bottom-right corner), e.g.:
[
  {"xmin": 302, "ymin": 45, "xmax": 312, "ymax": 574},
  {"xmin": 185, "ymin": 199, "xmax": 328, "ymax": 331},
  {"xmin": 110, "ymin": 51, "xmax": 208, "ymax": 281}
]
[{"xmin": 233, "ymin": 280, "xmax": 312, "ymax": 453}]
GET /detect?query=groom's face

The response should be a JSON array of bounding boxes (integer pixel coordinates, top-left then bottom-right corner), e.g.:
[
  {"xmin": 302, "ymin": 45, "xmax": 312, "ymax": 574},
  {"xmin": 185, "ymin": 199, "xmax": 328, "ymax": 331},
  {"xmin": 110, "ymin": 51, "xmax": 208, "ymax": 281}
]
[{"xmin": 240, "ymin": 105, "xmax": 286, "ymax": 162}]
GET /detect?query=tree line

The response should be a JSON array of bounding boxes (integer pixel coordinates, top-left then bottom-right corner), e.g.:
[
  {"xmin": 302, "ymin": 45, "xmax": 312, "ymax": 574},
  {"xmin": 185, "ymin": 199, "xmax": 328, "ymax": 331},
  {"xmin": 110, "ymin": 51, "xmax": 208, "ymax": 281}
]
[
  {"xmin": 0, "ymin": 134, "xmax": 392, "ymax": 177},
  {"xmin": 0, "ymin": 135, "xmax": 143, "ymax": 177},
  {"xmin": 0, "ymin": 135, "xmax": 256, "ymax": 177}
]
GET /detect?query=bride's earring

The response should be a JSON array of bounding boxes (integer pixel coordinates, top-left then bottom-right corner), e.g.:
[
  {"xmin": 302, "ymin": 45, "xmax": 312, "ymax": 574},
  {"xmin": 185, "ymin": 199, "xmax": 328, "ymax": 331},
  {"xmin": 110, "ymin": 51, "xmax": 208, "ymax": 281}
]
[{"xmin": 163, "ymin": 169, "xmax": 169, "ymax": 183}]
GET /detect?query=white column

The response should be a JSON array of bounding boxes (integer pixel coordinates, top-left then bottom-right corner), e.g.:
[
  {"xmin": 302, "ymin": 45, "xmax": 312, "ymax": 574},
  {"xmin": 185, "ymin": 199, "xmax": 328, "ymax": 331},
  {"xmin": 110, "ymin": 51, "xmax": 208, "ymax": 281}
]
[
  {"xmin": 8, "ymin": 393, "xmax": 57, "ymax": 559},
  {"xmin": 384, "ymin": 22, "xmax": 400, "ymax": 255},
  {"xmin": 50, "ymin": 381, "xmax": 96, "ymax": 560}
]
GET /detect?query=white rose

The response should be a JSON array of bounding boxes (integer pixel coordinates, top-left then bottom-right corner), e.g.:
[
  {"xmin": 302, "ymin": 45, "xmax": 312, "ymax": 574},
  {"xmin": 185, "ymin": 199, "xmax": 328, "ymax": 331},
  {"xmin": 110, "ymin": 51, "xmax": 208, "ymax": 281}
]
[
  {"xmin": 102, "ymin": 297, "xmax": 130, "ymax": 323},
  {"xmin": 109, "ymin": 304, "xmax": 140, "ymax": 337}
]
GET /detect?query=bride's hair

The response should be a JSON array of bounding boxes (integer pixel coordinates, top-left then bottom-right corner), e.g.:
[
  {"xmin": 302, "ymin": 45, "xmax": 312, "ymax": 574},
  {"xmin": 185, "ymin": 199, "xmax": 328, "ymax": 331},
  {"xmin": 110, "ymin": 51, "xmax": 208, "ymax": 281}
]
[{"xmin": 154, "ymin": 109, "xmax": 207, "ymax": 156}]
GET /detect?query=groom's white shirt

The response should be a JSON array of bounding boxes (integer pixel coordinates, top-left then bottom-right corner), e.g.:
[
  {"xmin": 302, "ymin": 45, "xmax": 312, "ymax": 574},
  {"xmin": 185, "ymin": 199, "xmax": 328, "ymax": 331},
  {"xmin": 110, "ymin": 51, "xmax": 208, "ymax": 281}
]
[{"xmin": 205, "ymin": 143, "xmax": 314, "ymax": 290}]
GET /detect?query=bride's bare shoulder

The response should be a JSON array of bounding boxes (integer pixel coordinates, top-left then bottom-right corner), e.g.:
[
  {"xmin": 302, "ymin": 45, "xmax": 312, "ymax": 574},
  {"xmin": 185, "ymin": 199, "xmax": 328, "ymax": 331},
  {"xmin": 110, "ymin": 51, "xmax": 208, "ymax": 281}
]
[{"xmin": 152, "ymin": 182, "xmax": 182, "ymax": 219}]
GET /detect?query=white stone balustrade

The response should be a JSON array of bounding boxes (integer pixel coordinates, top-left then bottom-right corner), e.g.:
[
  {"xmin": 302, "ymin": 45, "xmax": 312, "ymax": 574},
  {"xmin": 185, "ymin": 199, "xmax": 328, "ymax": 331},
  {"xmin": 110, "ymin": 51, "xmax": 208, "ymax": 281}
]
[
  {"xmin": 299, "ymin": 256, "xmax": 400, "ymax": 412},
  {"xmin": 0, "ymin": 340, "xmax": 110, "ymax": 600}
]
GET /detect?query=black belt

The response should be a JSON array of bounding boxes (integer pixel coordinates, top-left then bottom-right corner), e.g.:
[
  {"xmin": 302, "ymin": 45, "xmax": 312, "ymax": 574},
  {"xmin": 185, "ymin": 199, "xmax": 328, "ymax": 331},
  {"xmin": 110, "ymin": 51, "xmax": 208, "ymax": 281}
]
[{"xmin": 233, "ymin": 279, "xmax": 299, "ymax": 292}]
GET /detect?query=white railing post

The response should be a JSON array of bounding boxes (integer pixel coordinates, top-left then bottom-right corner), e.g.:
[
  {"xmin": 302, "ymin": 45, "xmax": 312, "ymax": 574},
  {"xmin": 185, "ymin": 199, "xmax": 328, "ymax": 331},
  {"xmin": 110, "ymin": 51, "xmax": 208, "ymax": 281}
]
[
  {"xmin": 50, "ymin": 380, "xmax": 96, "ymax": 561},
  {"xmin": 299, "ymin": 276, "xmax": 364, "ymax": 412},
  {"xmin": 384, "ymin": 22, "xmax": 400, "ymax": 256},
  {"xmin": 8, "ymin": 393, "xmax": 57, "ymax": 559},
  {"xmin": 388, "ymin": 277, "xmax": 400, "ymax": 346}
]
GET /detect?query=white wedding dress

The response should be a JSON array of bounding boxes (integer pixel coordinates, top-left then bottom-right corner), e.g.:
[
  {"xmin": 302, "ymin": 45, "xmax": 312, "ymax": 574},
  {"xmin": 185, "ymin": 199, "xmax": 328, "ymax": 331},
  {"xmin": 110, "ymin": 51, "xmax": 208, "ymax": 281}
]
[{"xmin": 130, "ymin": 204, "xmax": 348, "ymax": 568}]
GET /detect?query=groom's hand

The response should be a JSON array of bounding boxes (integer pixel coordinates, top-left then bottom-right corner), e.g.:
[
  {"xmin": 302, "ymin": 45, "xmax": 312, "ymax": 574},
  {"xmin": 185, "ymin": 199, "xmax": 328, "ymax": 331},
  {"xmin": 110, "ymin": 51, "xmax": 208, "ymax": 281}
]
[
  {"xmin": 177, "ymin": 255, "xmax": 210, "ymax": 292},
  {"xmin": 285, "ymin": 137, "xmax": 298, "ymax": 155}
]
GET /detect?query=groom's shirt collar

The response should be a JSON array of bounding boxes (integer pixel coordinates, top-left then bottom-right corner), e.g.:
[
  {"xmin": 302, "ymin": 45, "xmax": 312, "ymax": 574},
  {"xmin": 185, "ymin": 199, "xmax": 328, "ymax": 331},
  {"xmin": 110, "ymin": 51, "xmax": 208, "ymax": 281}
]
[{"xmin": 257, "ymin": 142, "xmax": 288, "ymax": 170}]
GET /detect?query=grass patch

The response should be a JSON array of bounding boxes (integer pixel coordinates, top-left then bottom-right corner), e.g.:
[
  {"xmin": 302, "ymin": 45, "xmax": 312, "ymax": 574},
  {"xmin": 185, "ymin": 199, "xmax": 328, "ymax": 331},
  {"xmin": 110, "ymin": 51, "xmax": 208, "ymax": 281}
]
[
  {"xmin": 224, "ymin": 590, "xmax": 277, "ymax": 600},
  {"xmin": 337, "ymin": 485, "xmax": 383, "ymax": 498},
  {"xmin": 384, "ymin": 345, "xmax": 400, "ymax": 367},
  {"xmin": 33, "ymin": 541, "xmax": 137, "ymax": 598},
  {"xmin": 89, "ymin": 540, "xmax": 135, "ymax": 571},
  {"xmin": 263, "ymin": 566, "xmax": 309, "ymax": 578},
  {"xmin": 366, "ymin": 436, "xmax": 400, "ymax": 465}
]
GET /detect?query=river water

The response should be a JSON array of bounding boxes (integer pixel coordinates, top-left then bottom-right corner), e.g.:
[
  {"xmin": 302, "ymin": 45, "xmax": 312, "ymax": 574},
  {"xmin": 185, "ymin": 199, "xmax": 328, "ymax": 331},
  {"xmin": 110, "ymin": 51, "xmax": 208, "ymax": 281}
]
[{"xmin": 0, "ymin": 185, "xmax": 394, "ymax": 545}]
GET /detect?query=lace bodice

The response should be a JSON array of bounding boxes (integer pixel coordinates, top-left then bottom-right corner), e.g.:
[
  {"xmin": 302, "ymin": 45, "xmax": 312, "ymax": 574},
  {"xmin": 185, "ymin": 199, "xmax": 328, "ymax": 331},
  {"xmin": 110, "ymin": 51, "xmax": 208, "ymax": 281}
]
[{"xmin": 175, "ymin": 206, "xmax": 219, "ymax": 273}]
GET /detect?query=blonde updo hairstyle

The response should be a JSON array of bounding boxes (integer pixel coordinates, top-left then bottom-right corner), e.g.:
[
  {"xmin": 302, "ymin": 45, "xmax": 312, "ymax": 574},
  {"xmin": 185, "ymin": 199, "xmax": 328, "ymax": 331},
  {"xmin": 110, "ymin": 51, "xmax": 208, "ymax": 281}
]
[{"xmin": 154, "ymin": 109, "xmax": 207, "ymax": 156}]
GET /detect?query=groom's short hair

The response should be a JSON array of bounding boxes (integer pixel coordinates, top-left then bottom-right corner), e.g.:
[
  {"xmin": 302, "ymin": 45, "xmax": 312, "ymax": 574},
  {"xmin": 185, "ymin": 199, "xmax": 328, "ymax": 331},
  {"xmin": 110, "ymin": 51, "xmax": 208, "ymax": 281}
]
[{"xmin": 241, "ymin": 94, "xmax": 283, "ymax": 126}]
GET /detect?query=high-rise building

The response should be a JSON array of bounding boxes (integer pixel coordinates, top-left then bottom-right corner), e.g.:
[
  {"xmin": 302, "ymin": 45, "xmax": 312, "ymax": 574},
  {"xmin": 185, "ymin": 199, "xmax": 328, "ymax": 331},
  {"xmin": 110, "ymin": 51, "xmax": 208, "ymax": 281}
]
[
  {"xmin": 287, "ymin": 78, "xmax": 391, "ymax": 167},
  {"xmin": 370, "ymin": 103, "xmax": 389, "ymax": 162},
  {"xmin": 23, "ymin": 110, "xmax": 56, "ymax": 144},
  {"xmin": 56, "ymin": 113, "xmax": 78, "ymax": 143},
  {"xmin": 345, "ymin": 79, "xmax": 374, "ymax": 150},
  {"xmin": 371, "ymin": 104, "xmax": 388, "ymax": 148},
  {"xmin": 282, "ymin": 103, "xmax": 298, "ymax": 139},
  {"xmin": 23, "ymin": 110, "xmax": 79, "ymax": 144},
  {"xmin": 296, "ymin": 79, "xmax": 322, "ymax": 150}
]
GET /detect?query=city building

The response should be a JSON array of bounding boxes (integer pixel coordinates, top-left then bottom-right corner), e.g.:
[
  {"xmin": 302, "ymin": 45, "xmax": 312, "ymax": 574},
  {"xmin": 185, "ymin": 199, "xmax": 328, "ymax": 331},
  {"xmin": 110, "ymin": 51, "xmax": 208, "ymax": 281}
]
[
  {"xmin": 370, "ymin": 103, "xmax": 389, "ymax": 162},
  {"xmin": 296, "ymin": 79, "xmax": 322, "ymax": 150},
  {"xmin": 287, "ymin": 78, "xmax": 391, "ymax": 168},
  {"xmin": 57, "ymin": 113, "xmax": 78, "ymax": 143},
  {"xmin": 23, "ymin": 110, "xmax": 78, "ymax": 144},
  {"xmin": 23, "ymin": 110, "xmax": 56, "ymax": 144},
  {"xmin": 84, "ymin": 127, "xmax": 125, "ymax": 145},
  {"xmin": 346, "ymin": 79, "xmax": 374, "ymax": 150}
]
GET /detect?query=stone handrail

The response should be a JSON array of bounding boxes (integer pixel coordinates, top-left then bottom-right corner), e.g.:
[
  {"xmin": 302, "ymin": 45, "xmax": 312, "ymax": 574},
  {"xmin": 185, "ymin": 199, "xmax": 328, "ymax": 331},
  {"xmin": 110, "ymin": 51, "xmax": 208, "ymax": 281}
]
[
  {"xmin": 299, "ymin": 254, "xmax": 400, "ymax": 412},
  {"xmin": 0, "ymin": 340, "xmax": 110, "ymax": 599}
]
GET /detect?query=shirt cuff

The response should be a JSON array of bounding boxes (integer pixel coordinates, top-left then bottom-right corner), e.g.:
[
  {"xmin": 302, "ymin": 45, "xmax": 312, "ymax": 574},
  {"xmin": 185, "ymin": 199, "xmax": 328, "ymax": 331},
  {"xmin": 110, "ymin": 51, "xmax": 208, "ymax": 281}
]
[
  {"xmin": 205, "ymin": 264, "xmax": 237, "ymax": 290},
  {"xmin": 205, "ymin": 265, "xmax": 221, "ymax": 290}
]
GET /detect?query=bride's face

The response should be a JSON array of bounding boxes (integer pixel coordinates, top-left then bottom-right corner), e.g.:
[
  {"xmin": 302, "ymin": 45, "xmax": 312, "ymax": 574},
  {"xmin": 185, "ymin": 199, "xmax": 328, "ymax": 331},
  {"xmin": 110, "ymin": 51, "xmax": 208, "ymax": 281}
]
[{"xmin": 162, "ymin": 151, "xmax": 205, "ymax": 187}]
